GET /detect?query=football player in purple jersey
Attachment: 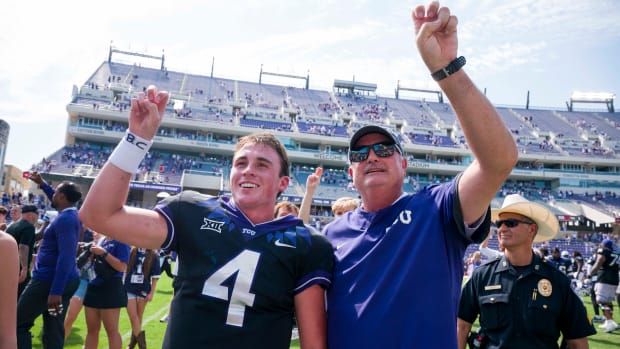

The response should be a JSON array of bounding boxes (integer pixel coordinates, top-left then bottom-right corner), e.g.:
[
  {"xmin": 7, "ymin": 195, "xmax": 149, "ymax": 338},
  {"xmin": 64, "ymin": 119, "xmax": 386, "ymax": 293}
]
[{"xmin": 79, "ymin": 87, "xmax": 333, "ymax": 348}]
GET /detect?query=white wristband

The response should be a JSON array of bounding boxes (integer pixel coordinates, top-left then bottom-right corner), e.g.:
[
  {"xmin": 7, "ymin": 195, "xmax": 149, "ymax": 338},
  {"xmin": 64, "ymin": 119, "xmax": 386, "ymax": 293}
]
[{"xmin": 108, "ymin": 131, "xmax": 153, "ymax": 173}]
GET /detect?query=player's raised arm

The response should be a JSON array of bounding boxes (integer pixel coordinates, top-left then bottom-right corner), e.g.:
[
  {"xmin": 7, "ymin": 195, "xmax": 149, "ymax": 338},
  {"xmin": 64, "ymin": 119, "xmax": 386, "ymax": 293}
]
[
  {"xmin": 412, "ymin": 1, "xmax": 517, "ymax": 225},
  {"xmin": 79, "ymin": 85, "xmax": 170, "ymax": 249}
]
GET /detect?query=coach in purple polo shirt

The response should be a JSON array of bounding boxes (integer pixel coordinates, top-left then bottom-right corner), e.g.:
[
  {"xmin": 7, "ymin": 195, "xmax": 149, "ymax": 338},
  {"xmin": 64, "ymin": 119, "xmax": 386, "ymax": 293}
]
[
  {"xmin": 322, "ymin": 2, "xmax": 518, "ymax": 348},
  {"xmin": 16, "ymin": 172, "xmax": 82, "ymax": 349}
]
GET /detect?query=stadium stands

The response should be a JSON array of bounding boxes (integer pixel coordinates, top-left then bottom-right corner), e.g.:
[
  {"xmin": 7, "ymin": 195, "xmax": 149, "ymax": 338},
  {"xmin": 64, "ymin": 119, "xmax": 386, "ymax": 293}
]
[{"xmin": 30, "ymin": 51, "xmax": 619, "ymax": 233}]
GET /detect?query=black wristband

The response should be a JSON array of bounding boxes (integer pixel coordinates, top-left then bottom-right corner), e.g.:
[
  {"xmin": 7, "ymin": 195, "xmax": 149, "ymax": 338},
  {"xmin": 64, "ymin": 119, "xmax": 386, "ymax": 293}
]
[
  {"xmin": 102, "ymin": 251, "xmax": 109, "ymax": 258},
  {"xmin": 431, "ymin": 56, "xmax": 466, "ymax": 81}
]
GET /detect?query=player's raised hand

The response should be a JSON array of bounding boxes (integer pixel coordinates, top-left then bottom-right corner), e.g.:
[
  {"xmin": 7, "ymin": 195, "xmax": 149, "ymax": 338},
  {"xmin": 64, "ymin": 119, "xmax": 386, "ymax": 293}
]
[
  {"xmin": 129, "ymin": 85, "xmax": 169, "ymax": 140},
  {"xmin": 412, "ymin": 1, "xmax": 458, "ymax": 73}
]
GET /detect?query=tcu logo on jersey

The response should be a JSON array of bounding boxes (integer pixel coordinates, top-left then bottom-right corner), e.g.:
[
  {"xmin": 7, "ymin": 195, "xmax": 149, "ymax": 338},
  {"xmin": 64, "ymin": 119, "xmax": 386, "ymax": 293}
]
[
  {"xmin": 386, "ymin": 210, "xmax": 412, "ymax": 234},
  {"xmin": 242, "ymin": 228, "xmax": 256, "ymax": 236}
]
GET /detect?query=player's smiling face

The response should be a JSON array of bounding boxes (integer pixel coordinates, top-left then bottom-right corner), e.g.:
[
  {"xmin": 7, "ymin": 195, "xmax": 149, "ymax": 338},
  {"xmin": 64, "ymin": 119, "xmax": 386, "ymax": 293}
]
[{"xmin": 231, "ymin": 143, "xmax": 289, "ymax": 214}]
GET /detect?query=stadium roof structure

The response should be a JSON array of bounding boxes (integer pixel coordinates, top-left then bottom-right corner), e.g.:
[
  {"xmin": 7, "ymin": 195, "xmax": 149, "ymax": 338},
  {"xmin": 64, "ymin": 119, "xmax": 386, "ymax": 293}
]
[
  {"xmin": 567, "ymin": 91, "xmax": 615, "ymax": 113},
  {"xmin": 333, "ymin": 79, "xmax": 378, "ymax": 99},
  {"xmin": 395, "ymin": 80, "xmax": 444, "ymax": 103}
]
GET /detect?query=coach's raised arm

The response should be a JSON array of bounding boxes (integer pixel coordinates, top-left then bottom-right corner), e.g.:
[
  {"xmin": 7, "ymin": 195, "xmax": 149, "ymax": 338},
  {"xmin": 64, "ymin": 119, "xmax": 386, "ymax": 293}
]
[
  {"xmin": 413, "ymin": 1, "xmax": 517, "ymax": 225},
  {"xmin": 78, "ymin": 86, "xmax": 170, "ymax": 249}
]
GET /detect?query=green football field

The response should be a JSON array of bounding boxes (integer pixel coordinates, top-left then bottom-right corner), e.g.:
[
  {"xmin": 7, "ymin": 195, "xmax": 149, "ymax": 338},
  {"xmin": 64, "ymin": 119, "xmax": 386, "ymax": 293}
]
[{"xmin": 28, "ymin": 275, "xmax": 618, "ymax": 348}]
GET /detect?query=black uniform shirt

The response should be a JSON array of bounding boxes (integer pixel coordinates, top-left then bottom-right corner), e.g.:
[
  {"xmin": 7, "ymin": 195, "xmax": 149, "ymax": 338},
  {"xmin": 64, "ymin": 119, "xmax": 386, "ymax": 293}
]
[{"xmin": 459, "ymin": 253, "xmax": 595, "ymax": 349}]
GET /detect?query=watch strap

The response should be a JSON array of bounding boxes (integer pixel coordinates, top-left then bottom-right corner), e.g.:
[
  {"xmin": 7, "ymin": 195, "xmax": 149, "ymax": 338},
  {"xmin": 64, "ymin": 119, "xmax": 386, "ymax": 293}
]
[{"xmin": 431, "ymin": 56, "xmax": 466, "ymax": 81}]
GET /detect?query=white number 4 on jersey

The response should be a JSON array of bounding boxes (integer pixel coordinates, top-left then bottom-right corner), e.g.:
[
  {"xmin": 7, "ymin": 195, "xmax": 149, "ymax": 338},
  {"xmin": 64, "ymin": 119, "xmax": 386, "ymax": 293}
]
[{"xmin": 202, "ymin": 250, "xmax": 260, "ymax": 327}]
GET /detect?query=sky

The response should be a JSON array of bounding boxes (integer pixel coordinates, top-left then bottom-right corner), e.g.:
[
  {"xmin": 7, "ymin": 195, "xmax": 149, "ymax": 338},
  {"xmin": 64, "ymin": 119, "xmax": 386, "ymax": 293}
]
[{"xmin": 1, "ymin": 0, "xmax": 619, "ymax": 171}]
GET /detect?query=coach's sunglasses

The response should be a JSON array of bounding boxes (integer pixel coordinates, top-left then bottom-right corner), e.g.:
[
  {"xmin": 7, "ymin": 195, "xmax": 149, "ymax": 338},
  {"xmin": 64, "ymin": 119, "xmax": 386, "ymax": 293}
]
[
  {"xmin": 349, "ymin": 142, "xmax": 401, "ymax": 162},
  {"xmin": 494, "ymin": 218, "xmax": 535, "ymax": 228}
]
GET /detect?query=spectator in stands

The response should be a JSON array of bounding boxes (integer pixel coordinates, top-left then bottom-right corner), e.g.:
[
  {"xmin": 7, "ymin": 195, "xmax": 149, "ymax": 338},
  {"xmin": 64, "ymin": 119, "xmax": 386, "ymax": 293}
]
[
  {"xmin": 6, "ymin": 204, "xmax": 38, "ymax": 297},
  {"xmin": 17, "ymin": 172, "xmax": 82, "ymax": 349},
  {"xmin": 78, "ymin": 86, "xmax": 334, "ymax": 349},
  {"xmin": 588, "ymin": 238, "xmax": 620, "ymax": 332},
  {"xmin": 0, "ymin": 205, "xmax": 8, "ymax": 230},
  {"xmin": 0, "ymin": 230, "xmax": 18, "ymax": 349},
  {"xmin": 83, "ymin": 234, "xmax": 130, "ymax": 349},
  {"xmin": 330, "ymin": 196, "xmax": 359, "ymax": 218},
  {"xmin": 321, "ymin": 3, "xmax": 518, "ymax": 347},
  {"xmin": 124, "ymin": 246, "xmax": 160, "ymax": 349},
  {"xmin": 458, "ymin": 194, "xmax": 595, "ymax": 348}
]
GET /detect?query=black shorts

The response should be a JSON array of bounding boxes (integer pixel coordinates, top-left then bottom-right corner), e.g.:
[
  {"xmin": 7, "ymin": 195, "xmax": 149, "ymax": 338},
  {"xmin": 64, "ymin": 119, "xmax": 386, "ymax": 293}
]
[{"xmin": 83, "ymin": 277, "xmax": 128, "ymax": 309}]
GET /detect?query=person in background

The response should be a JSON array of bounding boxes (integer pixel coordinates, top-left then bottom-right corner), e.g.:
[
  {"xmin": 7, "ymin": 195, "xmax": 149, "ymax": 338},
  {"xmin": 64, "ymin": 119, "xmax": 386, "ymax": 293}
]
[
  {"xmin": 82, "ymin": 235, "xmax": 130, "ymax": 349},
  {"xmin": 0, "ymin": 205, "xmax": 9, "ymax": 230},
  {"xmin": 322, "ymin": 2, "xmax": 518, "ymax": 347},
  {"xmin": 16, "ymin": 172, "xmax": 82, "ymax": 349},
  {"xmin": 7, "ymin": 204, "xmax": 38, "ymax": 297},
  {"xmin": 0, "ymin": 230, "xmax": 18, "ymax": 349},
  {"xmin": 546, "ymin": 246, "xmax": 572, "ymax": 275},
  {"xmin": 9, "ymin": 205, "xmax": 22, "ymax": 227},
  {"xmin": 274, "ymin": 201, "xmax": 300, "ymax": 219},
  {"xmin": 330, "ymin": 196, "xmax": 359, "ymax": 218},
  {"xmin": 588, "ymin": 238, "xmax": 619, "ymax": 333},
  {"xmin": 458, "ymin": 194, "xmax": 595, "ymax": 349},
  {"xmin": 64, "ymin": 228, "xmax": 97, "ymax": 340},
  {"xmin": 465, "ymin": 251, "xmax": 482, "ymax": 279},
  {"xmin": 479, "ymin": 228, "xmax": 503, "ymax": 260},
  {"xmin": 124, "ymin": 246, "xmax": 161, "ymax": 349}
]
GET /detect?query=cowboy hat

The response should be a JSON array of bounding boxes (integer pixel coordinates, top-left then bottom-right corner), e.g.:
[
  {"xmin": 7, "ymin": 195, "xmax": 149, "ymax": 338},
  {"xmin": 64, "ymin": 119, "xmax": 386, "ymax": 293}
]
[{"xmin": 491, "ymin": 194, "xmax": 559, "ymax": 242}]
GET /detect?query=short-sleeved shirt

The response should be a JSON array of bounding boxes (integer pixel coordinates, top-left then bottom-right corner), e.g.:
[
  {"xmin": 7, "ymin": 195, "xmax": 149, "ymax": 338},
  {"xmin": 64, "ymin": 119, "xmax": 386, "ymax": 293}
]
[
  {"xmin": 155, "ymin": 191, "xmax": 334, "ymax": 349},
  {"xmin": 323, "ymin": 175, "xmax": 490, "ymax": 348},
  {"xmin": 459, "ymin": 253, "xmax": 596, "ymax": 348},
  {"xmin": 6, "ymin": 219, "xmax": 35, "ymax": 272}
]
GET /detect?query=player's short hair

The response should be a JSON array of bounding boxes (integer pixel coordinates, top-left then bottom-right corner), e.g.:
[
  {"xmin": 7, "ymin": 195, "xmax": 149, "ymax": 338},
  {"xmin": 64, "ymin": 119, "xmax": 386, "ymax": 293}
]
[
  {"xmin": 0, "ymin": 206, "xmax": 7, "ymax": 215},
  {"xmin": 234, "ymin": 133, "xmax": 290, "ymax": 178}
]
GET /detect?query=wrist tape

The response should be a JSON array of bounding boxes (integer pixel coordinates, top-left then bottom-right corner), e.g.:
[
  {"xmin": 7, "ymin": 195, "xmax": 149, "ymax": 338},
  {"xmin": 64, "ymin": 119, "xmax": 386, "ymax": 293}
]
[{"xmin": 108, "ymin": 131, "xmax": 153, "ymax": 173}]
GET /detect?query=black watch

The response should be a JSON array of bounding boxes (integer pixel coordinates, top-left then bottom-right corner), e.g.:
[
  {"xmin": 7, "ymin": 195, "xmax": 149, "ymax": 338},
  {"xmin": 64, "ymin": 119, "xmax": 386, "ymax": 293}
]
[
  {"xmin": 431, "ymin": 56, "xmax": 466, "ymax": 81},
  {"xmin": 102, "ymin": 251, "xmax": 109, "ymax": 258}
]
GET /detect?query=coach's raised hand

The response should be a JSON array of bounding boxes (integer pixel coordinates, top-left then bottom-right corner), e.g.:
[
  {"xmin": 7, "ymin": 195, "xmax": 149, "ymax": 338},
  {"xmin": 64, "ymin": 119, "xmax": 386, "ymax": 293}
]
[
  {"xmin": 412, "ymin": 1, "xmax": 458, "ymax": 75},
  {"xmin": 129, "ymin": 85, "xmax": 169, "ymax": 140}
]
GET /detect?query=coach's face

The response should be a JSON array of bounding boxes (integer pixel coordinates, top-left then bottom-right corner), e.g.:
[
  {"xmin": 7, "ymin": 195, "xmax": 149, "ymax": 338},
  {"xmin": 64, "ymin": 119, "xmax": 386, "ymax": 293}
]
[
  {"xmin": 230, "ymin": 143, "xmax": 289, "ymax": 212},
  {"xmin": 349, "ymin": 133, "xmax": 407, "ymax": 195}
]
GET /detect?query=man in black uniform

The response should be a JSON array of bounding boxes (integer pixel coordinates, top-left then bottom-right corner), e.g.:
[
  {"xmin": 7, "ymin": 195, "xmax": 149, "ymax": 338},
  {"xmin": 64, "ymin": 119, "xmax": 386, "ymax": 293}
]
[
  {"xmin": 79, "ymin": 86, "xmax": 334, "ymax": 348},
  {"xmin": 7, "ymin": 204, "xmax": 38, "ymax": 297},
  {"xmin": 588, "ymin": 238, "xmax": 619, "ymax": 333},
  {"xmin": 457, "ymin": 194, "xmax": 595, "ymax": 349}
]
